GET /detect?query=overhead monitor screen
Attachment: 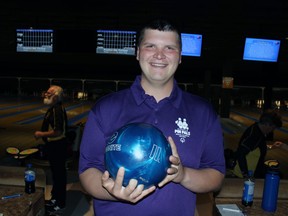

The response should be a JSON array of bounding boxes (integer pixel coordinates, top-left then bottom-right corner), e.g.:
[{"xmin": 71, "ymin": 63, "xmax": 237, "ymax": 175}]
[
  {"xmin": 243, "ymin": 38, "xmax": 280, "ymax": 62},
  {"xmin": 16, "ymin": 28, "xmax": 53, "ymax": 53},
  {"xmin": 96, "ymin": 30, "xmax": 136, "ymax": 56},
  {"xmin": 181, "ymin": 33, "xmax": 202, "ymax": 57}
]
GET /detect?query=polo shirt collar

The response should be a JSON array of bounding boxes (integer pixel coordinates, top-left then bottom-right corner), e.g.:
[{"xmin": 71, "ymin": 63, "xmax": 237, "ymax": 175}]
[{"xmin": 130, "ymin": 75, "xmax": 182, "ymax": 108}]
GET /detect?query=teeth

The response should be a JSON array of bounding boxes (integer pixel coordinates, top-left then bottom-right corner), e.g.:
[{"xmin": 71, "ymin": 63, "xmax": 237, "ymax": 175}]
[{"xmin": 151, "ymin": 63, "xmax": 165, "ymax": 67}]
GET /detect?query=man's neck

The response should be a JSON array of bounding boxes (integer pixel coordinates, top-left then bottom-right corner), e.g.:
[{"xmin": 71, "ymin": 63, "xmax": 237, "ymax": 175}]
[{"xmin": 141, "ymin": 77, "xmax": 174, "ymax": 102}]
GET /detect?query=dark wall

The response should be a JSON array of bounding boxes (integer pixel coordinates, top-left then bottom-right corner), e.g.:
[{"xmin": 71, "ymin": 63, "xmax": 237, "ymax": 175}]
[{"xmin": 1, "ymin": 1, "xmax": 288, "ymax": 86}]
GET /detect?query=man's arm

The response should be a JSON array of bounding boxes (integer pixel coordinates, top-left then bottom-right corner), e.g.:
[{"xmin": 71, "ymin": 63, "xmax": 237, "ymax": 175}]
[
  {"xmin": 79, "ymin": 168, "xmax": 116, "ymax": 200},
  {"xmin": 159, "ymin": 137, "xmax": 224, "ymax": 193},
  {"xmin": 235, "ymin": 146, "xmax": 250, "ymax": 177},
  {"xmin": 176, "ymin": 167, "xmax": 224, "ymax": 193},
  {"xmin": 34, "ymin": 129, "xmax": 62, "ymax": 139}
]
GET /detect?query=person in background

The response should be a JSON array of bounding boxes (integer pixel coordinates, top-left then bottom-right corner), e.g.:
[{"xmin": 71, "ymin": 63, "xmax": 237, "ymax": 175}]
[
  {"xmin": 233, "ymin": 110, "xmax": 283, "ymax": 178},
  {"xmin": 34, "ymin": 85, "xmax": 68, "ymax": 215},
  {"xmin": 78, "ymin": 19, "xmax": 225, "ymax": 216}
]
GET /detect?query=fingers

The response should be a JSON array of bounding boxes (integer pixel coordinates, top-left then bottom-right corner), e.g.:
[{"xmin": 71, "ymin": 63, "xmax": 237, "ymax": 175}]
[
  {"xmin": 113, "ymin": 167, "xmax": 125, "ymax": 191},
  {"xmin": 157, "ymin": 165, "xmax": 179, "ymax": 187},
  {"xmin": 168, "ymin": 136, "xmax": 179, "ymax": 158},
  {"xmin": 162, "ymin": 136, "xmax": 184, "ymax": 185},
  {"xmin": 169, "ymin": 155, "xmax": 180, "ymax": 166},
  {"xmin": 102, "ymin": 170, "xmax": 110, "ymax": 182},
  {"xmin": 127, "ymin": 181, "xmax": 143, "ymax": 199},
  {"xmin": 137, "ymin": 185, "xmax": 156, "ymax": 200},
  {"xmin": 158, "ymin": 177, "xmax": 169, "ymax": 188},
  {"xmin": 34, "ymin": 131, "xmax": 41, "ymax": 140},
  {"xmin": 101, "ymin": 170, "xmax": 115, "ymax": 191},
  {"xmin": 157, "ymin": 137, "xmax": 181, "ymax": 188},
  {"xmin": 102, "ymin": 167, "xmax": 156, "ymax": 203},
  {"xmin": 167, "ymin": 136, "xmax": 181, "ymax": 168},
  {"xmin": 102, "ymin": 167, "xmax": 125, "ymax": 194},
  {"xmin": 128, "ymin": 184, "xmax": 156, "ymax": 203}
]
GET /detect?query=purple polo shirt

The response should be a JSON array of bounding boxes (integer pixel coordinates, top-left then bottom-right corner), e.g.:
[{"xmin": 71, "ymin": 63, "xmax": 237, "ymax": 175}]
[{"xmin": 79, "ymin": 76, "xmax": 225, "ymax": 216}]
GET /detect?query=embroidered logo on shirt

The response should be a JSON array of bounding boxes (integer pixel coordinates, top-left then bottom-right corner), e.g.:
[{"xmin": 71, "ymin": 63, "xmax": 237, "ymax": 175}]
[{"xmin": 174, "ymin": 118, "xmax": 190, "ymax": 143}]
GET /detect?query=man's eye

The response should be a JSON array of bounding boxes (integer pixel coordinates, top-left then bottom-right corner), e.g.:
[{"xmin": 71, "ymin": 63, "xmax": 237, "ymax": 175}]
[{"xmin": 166, "ymin": 46, "xmax": 175, "ymax": 50}]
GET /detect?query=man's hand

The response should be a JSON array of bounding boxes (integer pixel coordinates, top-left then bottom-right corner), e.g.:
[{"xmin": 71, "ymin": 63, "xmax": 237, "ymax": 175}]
[
  {"xmin": 34, "ymin": 131, "xmax": 42, "ymax": 140},
  {"xmin": 158, "ymin": 136, "xmax": 184, "ymax": 187},
  {"xmin": 102, "ymin": 167, "xmax": 156, "ymax": 203}
]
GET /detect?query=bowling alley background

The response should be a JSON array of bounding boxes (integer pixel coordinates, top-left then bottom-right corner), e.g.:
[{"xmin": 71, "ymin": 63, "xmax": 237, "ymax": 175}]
[
  {"xmin": 1, "ymin": 1, "xmax": 288, "ymax": 177},
  {"xmin": 0, "ymin": 76, "xmax": 288, "ymax": 180}
]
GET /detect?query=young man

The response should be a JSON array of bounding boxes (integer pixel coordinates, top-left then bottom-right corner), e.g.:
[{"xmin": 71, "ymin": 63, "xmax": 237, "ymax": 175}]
[
  {"xmin": 233, "ymin": 110, "xmax": 283, "ymax": 178},
  {"xmin": 34, "ymin": 85, "xmax": 68, "ymax": 214},
  {"xmin": 79, "ymin": 19, "xmax": 225, "ymax": 216}
]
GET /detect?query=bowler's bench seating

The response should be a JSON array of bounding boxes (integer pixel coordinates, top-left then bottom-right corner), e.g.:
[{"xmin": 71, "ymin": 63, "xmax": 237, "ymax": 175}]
[{"xmin": 0, "ymin": 165, "xmax": 46, "ymax": 192}]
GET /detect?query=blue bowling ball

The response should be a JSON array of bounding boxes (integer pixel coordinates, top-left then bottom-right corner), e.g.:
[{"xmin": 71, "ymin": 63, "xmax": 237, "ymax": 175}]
[{"xmin": 105, "ymin": 123, "xmax": 172, "ymax": 189}]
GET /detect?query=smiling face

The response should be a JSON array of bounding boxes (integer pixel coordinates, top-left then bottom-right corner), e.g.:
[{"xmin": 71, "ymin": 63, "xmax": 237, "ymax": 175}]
[{"xmin": 136, "ymin": 29, "xmax": 182, "ymax": 86}]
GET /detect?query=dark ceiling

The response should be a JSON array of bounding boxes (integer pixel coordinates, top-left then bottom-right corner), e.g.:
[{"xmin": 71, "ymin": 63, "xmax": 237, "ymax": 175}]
[{"xmin": 1, "ymin": 1, "xmax": 288, "ymax": 87}]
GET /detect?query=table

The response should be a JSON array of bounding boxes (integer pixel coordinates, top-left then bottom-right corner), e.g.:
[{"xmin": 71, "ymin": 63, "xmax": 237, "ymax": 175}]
[
  {"xmin": 216, "ymin": 198, "xmax": 288, "ymax": 216},
  {"xmin": 0, "ymin": 185, "xmax": 45, "ymax": 216}
]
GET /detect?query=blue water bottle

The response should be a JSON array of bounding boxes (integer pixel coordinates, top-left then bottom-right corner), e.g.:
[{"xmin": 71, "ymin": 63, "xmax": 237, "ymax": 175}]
[
  {"xmin": 261, "ymin": 168, "xmax": 280, "ymax": 212},
  {"xmin": 242, "ymin": 170, "xmax": 255, "ymax": 207},
  {"xmin": 24, "ymin": 163, "xmax": 36, "ymax": 194}
]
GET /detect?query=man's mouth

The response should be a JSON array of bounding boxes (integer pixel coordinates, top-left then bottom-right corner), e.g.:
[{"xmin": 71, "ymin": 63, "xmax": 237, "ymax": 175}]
[{"xmin": 150, "ymin": 63, "xmax": 167, "ymax": 68}]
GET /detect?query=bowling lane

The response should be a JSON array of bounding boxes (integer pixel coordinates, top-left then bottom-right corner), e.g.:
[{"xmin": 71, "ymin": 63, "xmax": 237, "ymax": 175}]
[
  {"xmin": 229, "ymin": 107, "xmax": 288, "ymax": 143},
  {"xmin": 0, "ymin": 101, "xmax": 44, "ymax": 118},
  {"xmin": 223, "ymin": 106, "xmax": 288, "ymax": 179},
  {"xmin": 22, "ymin": 102, "xmax": 93, "ymax": 130},
  {"xmin": 0, "ymin": 98, "xmax": 93, "ymax": 158},
  {"xmin": 231, "ymin": 106, "xmax": 288, "ymax": 126}
]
